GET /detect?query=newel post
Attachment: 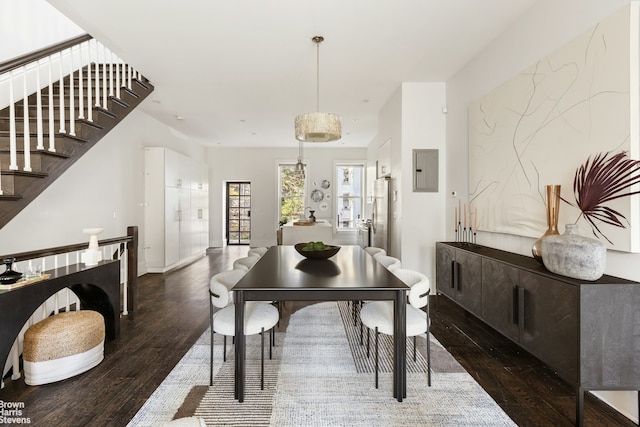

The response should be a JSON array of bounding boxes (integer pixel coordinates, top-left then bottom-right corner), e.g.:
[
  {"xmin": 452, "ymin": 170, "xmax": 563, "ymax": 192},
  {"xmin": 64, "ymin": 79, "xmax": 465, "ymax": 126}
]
[{"xmin": 127, "ymin": 226, "xmax": 138, "ymax": 311}]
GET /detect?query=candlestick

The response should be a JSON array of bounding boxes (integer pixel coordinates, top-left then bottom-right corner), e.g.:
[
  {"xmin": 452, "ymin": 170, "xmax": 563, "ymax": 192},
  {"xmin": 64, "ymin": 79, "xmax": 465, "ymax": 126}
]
[{"xmin": 463, "ymin": 203, "xmax": 467, "ymax": 228}]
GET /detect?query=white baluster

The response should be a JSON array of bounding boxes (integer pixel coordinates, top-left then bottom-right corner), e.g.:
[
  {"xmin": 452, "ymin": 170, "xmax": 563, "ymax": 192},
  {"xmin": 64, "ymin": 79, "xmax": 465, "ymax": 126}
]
[
  {"xmin": 122, "ymin": 247, "xmax": 128, "ymax": 315},
  {"xmin": 11, "ymin": 342, "xmax": 21, "ymax": 380},
  {"xmin": 78, "ymin": 43, "xmax": 84, "ymax": 120},
  {"xmin": 8, "ymin": 70, "xmax": 18, "ymax": 170},
  {"xmin": 65, "ymin": 289, "xmax": 70, "ymax": 312},
  {"xmin": 54, "ymin": 292, "xmax": 60, "ymax": 315},
  {"xmin": 115, "ymin": 59, "xmax": 121, "ymax": 99},
  {"xmin": 87, "ymin": 41, "xmax": 93, "ymax": 122},
  {"xmin": 59, "ymin": 52, "xmax": 66, "ymax": 133},
  {"xmin": 94, "ymin": 40, "xmax": 101, "ymax": 108},
  {"xmin": 48, "ymin": 56, "xmax": 56, "ymax": 152},
  {"xmin": 127, "ymin": 63, "xmax": 132, "ymax": 89},
  {"xmin": 22, "ymin": 66, "xmax": 32, "ymax": 172},
  {"xmin": 69, "ymin": 45, "xmax": 76, "ymax": 136},
  {"xmin": 109, "ymin": 49, "xmax": 114, "ymax": 97},
  {"xmin": 36, "ymin": 59, "xmax": 44, "ymax": 151},
  {"xmin": 102, "ymin": 45, "xmax": 107, "ymax": 108}
]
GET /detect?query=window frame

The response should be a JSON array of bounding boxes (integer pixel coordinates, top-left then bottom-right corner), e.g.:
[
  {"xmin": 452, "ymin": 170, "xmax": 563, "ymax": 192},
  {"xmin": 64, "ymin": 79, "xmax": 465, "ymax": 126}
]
[
  {"xmin": 277, "ymin": 161, "xmax": 308, "ymax": 224},
  {"xmin": 334, "ymin": 161, "xmax": 366, "ymax": 233}
]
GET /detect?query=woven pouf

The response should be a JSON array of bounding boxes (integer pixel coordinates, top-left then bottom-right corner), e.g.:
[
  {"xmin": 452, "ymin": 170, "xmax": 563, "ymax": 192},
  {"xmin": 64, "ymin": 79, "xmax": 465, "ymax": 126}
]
[{"xmin": 23, "ymin": 310, "xmax": 105, "ymax": 386}]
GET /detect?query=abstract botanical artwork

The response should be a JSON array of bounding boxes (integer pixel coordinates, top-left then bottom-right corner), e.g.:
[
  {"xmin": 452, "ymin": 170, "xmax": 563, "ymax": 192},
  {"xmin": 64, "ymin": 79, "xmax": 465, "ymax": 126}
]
[{"xmin": 468, "ymin": 4, "xmax": 639, "ymax": 251}]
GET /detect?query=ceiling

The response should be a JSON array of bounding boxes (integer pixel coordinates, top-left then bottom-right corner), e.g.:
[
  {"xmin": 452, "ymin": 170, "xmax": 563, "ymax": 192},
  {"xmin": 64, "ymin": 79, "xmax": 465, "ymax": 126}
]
[{"xmin": 48, "ymin": 0, "xmax": 536, "ymax": 149}]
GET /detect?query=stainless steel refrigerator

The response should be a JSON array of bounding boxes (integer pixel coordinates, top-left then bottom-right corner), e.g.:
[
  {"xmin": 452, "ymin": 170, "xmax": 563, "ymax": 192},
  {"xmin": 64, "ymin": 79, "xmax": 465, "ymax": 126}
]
[{"xmin": 371, "ymin": 177, "xmax": 391, "ymax": 253}]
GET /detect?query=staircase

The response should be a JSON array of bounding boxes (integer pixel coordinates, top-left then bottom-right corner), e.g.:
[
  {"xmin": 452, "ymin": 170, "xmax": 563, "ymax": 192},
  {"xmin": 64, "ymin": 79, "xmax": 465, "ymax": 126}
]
[{"xmin": 0, "ymin": 36, "xmax": 154, "ymax": 229}]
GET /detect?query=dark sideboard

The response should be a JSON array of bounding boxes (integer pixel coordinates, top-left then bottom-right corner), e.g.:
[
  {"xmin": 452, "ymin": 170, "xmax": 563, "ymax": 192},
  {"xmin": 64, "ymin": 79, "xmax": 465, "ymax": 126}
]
[{"xmin": 435, "ymin": 242, "xmax": 640, "ymax": 427}]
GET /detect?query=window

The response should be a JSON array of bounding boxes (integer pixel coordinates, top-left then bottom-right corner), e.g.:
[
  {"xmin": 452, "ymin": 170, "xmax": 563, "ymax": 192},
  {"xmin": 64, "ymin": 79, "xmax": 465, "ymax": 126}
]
[
  {"xmin": 335, "ymin": 163, "xmax": 364, "ymax": 231},
  {"xmin": 278, "ymin": 164, "xmax": 306, "ymax": 224}
]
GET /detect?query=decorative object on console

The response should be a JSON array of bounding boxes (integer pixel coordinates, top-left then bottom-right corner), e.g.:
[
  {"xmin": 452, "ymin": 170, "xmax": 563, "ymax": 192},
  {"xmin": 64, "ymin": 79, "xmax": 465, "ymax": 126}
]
[
  {"xmin": 0, "ymin": 257, "xmax": 23, "ymax": 284},
  {"xmin": 541, "ymin": 224, "xmax": 606, "ymax": 281},
  {"xmin": 565, "ymin": 151, "xmax": 640, "ymax": 243},
  {"xmin": 454, "ymin": 200, "xmax": 477, "ymax": 244},
  {"xmin": 532, "ymin": 185, "xmax": 561, "ymax": 263},
  {"xmin": 294, "ymin": 36, "xmax": 341, "ymax": 142},
  {"xmin": 81, "ymin": 228, "xmax": 104, "ymax": 266},
  {"xmin": 540, "ymin": 151, "xmax": 640, "ymax": 280}
]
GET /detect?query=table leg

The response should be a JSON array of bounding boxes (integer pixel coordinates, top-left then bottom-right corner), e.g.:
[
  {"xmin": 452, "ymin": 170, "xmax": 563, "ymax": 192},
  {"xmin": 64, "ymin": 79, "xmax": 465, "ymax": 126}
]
[
  {"xmin": 393, "ymin": 290, "xmax": 407, "ymax": 401},
  {"xmin": 235, "ymin": 291, "xmax": 245, "ymax": 402},
  {"xmin": 576, "ymin": 386, "xmax": 584, "ymax": 427}
]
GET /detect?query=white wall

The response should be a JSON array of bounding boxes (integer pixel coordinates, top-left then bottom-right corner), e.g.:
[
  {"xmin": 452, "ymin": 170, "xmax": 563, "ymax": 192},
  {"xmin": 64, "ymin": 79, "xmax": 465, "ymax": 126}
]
[
  {"xmin": 0, "ymin": 0, "xmax": 83, "ymax": 62},
  {"xmin": 400, "ymin": 83, "xmax": 447, "ymax": 287},
  {"xmin": 446, "ymin": 0, "xmax": 637, "ymax": 421},
  {"xmin": 369, "ymin": 83, "xmax": 447, "ymax": 287},
  {"xmin": 207, "ymin": 146, "xmax": 367, "ymax": 248}
]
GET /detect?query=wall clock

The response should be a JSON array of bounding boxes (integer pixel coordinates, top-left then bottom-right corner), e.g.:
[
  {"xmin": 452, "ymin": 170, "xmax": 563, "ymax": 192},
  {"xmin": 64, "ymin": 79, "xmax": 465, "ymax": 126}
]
[{"xmin": 311, "ymin": 189, "xmax": 325, "ymax": 202}]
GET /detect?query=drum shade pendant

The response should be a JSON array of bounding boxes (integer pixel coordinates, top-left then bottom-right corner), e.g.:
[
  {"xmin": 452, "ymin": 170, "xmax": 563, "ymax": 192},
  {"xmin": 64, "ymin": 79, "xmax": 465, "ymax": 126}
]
[{"xmin": 295, "ymin": 36, "xmax": 342, "ymax": 142}]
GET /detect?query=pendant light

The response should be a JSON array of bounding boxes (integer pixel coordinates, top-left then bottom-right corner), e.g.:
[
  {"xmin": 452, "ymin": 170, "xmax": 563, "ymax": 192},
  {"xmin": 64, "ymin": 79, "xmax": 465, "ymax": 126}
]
[
  {"xmin": 295, "ymin": 138, "xmax": 305, "ymax": 177},
  {"xmin": 295, "ymin": 36, "xmax": 342, "ymax": 142}
]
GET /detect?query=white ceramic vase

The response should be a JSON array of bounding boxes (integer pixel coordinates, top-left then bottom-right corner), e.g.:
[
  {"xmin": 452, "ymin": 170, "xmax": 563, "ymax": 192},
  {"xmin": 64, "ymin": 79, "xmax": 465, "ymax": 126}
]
[{"xmin": 541, "ymin": 224, "xmax": 606, "ymax": 281}]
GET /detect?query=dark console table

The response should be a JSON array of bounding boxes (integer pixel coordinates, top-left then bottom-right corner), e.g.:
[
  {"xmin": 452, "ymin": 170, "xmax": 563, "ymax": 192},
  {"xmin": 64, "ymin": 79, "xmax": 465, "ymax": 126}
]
[
  {"xmin": 0, "ymin": 260, "xmax": 121, "ymax": 385},
  {"xmin": 436, "ymin": 242, "xmax": 640, "ymax": 427}
]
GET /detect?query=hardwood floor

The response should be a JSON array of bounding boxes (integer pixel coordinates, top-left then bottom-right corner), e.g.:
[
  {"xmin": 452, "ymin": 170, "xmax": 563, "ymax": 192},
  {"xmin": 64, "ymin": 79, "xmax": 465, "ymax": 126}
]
[{"xmin": 1, "ymin": 246, "xmax": 636, "ymax": 426}]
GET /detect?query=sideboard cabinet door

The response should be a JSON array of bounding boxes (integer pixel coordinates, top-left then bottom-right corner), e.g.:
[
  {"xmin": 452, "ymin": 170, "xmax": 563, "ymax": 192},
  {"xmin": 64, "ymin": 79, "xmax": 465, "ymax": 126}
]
[
  {"xmin": 481, "ymin": 258, "xmax": 520, "ymax": 342},
  {"xmin": 519, "ymin": 271, "xmax": 578, "ymax": 382},
  {"xmin": 436, "ymin": 243, "xmax": 456, "ymax": 300},
  {"xmin": 455, "ymin": 250, "xmax": 482, "ymax": 316}
]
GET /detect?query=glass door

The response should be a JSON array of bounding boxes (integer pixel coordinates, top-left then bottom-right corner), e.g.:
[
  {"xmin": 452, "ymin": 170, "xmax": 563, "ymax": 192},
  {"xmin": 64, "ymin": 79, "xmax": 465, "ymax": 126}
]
[{"xmin": 227, "ymin": 182, "xmax": 251, "ymax": 245}]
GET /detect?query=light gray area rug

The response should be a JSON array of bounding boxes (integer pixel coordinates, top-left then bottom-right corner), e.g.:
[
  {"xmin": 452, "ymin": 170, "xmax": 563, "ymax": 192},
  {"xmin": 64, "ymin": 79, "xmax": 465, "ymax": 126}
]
[{"xmin": 128, "ymin": 302, "xmax": 516, "ymax": 426}]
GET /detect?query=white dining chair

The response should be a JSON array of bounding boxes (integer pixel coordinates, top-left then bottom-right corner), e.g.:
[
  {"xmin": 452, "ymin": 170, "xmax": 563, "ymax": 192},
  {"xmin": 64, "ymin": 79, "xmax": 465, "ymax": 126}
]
[
  {"xmin": 209, "ymin": 269, "xmax": 279, "ymax": 389},
  {"xmin": 248, "ymin": 247, "xmax": 269, "ymax": 258},
  {"xmin": 364, "ymin": 247, "xmax": 386, "ymax": 257},
  {"xmin": 373, "ymin": 253, "xmax": 401, "ymax": 272},
  {"xmin": 233, "ymin": 254, "xmax": 260, "ymax": 271},
  {"xmin": 360, "ymin": 268, "xmax": 431, "ymax": 389}
]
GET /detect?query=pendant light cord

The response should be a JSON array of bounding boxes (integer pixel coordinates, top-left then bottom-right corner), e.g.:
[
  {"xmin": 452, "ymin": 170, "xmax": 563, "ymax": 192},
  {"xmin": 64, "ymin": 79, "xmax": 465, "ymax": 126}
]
[{"xmin": 312, "ymin": 35, "xmax": 324, "ymax": 112}]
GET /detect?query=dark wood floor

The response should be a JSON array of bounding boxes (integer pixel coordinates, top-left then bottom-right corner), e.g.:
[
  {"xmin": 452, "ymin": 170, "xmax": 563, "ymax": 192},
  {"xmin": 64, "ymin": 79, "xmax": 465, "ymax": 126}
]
[{"xmin": 1, "ymin": 246, "xmax": 636, "ymax": 426}]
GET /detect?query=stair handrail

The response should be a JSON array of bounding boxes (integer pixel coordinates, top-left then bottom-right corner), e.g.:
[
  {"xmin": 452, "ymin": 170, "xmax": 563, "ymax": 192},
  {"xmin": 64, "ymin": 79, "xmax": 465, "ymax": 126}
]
[
  {"xmin": 0, "ymin": 226, "xmax": 138, "ymax": 313},
  {"xmin": 0, "ymin": 34, "xmax": 92, "ymax": 74}
]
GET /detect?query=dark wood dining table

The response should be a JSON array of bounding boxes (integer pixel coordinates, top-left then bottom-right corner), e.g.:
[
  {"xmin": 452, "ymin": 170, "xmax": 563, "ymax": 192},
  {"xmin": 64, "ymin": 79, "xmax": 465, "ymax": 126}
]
[{"xmin": 233, "ymin": 245, "xmax": 409, "ymax": 402}]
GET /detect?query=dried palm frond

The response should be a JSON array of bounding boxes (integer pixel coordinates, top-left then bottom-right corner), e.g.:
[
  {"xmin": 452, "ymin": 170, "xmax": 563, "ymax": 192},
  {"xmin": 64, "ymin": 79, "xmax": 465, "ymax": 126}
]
[{"xmin": 569, "ymin": 151, "xmax": 640, "ymax": 243}]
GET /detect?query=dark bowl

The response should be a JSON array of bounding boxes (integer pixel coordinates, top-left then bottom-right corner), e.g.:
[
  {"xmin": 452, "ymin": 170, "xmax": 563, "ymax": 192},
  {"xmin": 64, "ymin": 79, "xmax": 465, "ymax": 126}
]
[{"xmin": 294, "ymin": 243, "xmax": 341, "ymax": 259}]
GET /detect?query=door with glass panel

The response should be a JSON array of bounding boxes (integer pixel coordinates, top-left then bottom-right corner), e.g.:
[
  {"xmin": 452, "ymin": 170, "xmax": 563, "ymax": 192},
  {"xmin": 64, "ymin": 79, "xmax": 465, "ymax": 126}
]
[{"xmin": 227, "ymin": 182, "xmax": 251, "ymax": 245}]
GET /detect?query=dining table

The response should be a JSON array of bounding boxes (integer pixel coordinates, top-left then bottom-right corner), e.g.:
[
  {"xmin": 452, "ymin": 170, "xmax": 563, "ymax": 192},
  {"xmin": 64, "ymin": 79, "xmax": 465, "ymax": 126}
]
[{"xmin": 233, "ymin": 245, "xmax": 410, "ymax": 402}]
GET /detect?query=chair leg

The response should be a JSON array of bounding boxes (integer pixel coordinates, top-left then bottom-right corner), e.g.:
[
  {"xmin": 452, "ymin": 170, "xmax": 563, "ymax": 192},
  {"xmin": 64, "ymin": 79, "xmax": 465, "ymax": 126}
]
[
  {"xmin": 223, "ymin": 335, "xmax": 227, "ymax": 362},
  {"xmin": 366, "ymin": 327, "xmax": 370, "ymax": 358},
  {"xmin": 360, "ymin": 311, "xmax": 364, "ymax": 346},
  {"xmin": 269, "ymin": 328, "xmax": 273, "ymax": 360},
  {"xmin": 261, "ymin": 327, "xmax": 265, "ymax": 390},
  {"xmin": 374, "ymin": 327, "xmax": 379, "ymax": 389},
  {"xmin": 413, "ymin": 335, "xmax": 417, "ymax": 362},
  {"xmin": 427, "ymin": 303, "xmax": 431, "ymax": 387},
  {"xmin": 210, "ymin": 329, "xmax": 214, "ymax": 386}
]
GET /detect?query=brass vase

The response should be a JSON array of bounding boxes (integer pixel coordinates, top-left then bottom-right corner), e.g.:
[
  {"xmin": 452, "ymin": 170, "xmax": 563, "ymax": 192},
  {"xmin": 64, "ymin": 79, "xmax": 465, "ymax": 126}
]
[{"xmin": 532, "ymin": 185, "xmax": 561, "ymax": 263}]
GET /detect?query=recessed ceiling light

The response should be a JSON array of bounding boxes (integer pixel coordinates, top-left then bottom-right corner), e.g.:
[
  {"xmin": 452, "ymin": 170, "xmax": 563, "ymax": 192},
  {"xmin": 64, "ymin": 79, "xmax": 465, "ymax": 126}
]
[
  {"xmin": 361, "ymin": 99, "xmax": 370, "ymax": 103},
  {"xmin": 175, "ymin": 115, "xmax": 184, "ymax": 121}
]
